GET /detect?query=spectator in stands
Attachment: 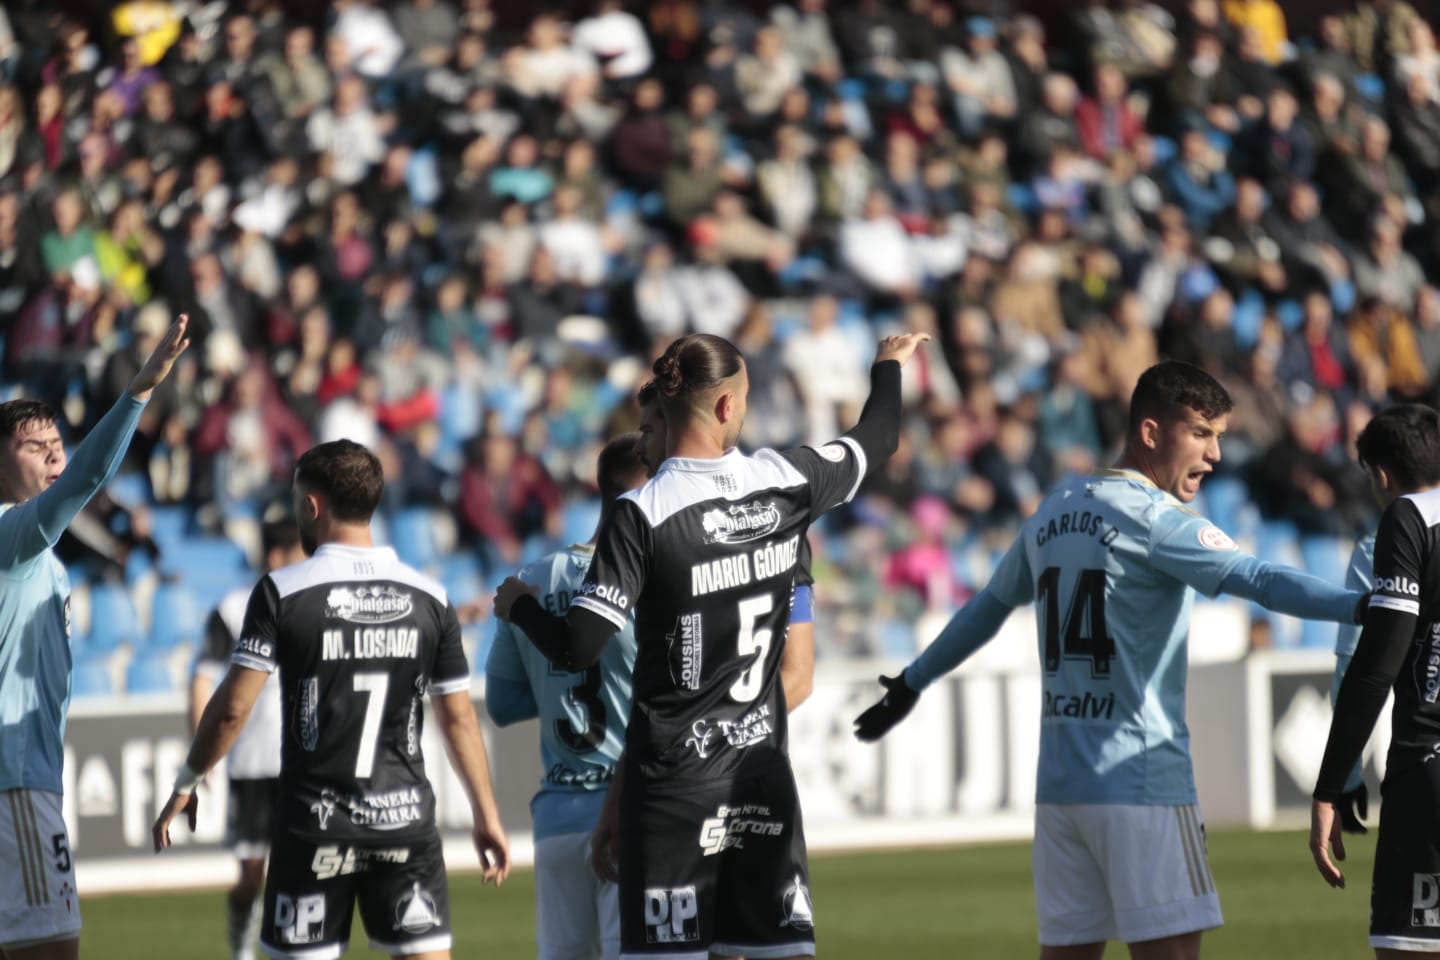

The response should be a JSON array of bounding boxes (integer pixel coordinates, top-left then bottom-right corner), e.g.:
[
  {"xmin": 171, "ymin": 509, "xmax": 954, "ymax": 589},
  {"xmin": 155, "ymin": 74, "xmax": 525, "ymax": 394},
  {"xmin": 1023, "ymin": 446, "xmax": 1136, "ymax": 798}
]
[
  {"xmin": 457, "ymin": 423, "xmax": 561, "ymax": 571},
  {"xmin": 940, "ymin": 17, "xmax": 1016, "ymax": 140},
  {"xmin": 193, "ymin": 364, "xmax": 312, "ymax": 509},
  {"xmin": 1347, "ymin": 0, "xmax": 1420, "ymax": 75},
  {"xmin": 1163, "ymin": 126, "xmax": 1235, "ymax": 231},
  {"xmin": 1076, "ymin": 62, "xmax": 1143, "ymax": 161},
  {"xmin": 840, "ymin": 189, "xmax": 922, "ymax": 304},
  {"xmin": 1355, "ymin": 215, "xmax": 1426, "ymax": 312},
  {"xmin": 1222, "ymin": 0, "xmax": 1287, "ymax": 65}
]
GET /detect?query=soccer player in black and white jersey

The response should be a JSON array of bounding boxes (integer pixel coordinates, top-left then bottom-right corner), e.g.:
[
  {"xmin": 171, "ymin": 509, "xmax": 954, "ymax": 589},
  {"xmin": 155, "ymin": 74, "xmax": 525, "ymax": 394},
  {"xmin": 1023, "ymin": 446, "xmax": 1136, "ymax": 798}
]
[
  {"xmin": 1311, "ymin": 404, "xmax": 1440, "ymax": 956},
  {"xmin": 188, "ymin": 519, "xmax": 307, "ymax": 960},
  {"xmin": 154, "ymin": 440, "xmax": 510, "ymax": 960},
  {"xmin": 494, "ymin": 331, "xmax": 928, "ymax": 960}
]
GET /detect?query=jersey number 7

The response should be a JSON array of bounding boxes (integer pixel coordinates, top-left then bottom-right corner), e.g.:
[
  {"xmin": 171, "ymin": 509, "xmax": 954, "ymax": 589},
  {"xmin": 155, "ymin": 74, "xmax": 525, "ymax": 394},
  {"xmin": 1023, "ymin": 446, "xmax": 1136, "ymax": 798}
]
[{"xmin": 1037, "ymin": 567, "xmax": 1115, "ymax": 679}]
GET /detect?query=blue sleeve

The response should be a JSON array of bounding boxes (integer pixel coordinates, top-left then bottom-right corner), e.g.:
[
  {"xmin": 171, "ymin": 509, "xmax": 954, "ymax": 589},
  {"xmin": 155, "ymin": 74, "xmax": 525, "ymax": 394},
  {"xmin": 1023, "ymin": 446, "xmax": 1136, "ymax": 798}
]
[
  {"xmin": 905, "ymin": 590, "xmax": 1015, "ymax": 691},
  {"xmin": 1334, "ymin": 538, "xmax": 1375, "ymax": 658},
  {"xmin": 1146, "ymin": 507, "xmax": 1247, "ymax": 598},
  {"xmin": 790, "ymin": 584, "xmax": 813, "ymax": 625},
  {"xmin": 1330, "ymin": 652, "xmax": 1366, "ymax": 794},
  {"xmin": 0, "ymin": 395, "xmax": 145, "ymax": 570},
  {"xmin": 484, "ymin": 619, "xmax": 539, "ymax": 726},
  {"xmin": 1218, "ymin": 555, "xmax": 1363, "ymax": 623}
]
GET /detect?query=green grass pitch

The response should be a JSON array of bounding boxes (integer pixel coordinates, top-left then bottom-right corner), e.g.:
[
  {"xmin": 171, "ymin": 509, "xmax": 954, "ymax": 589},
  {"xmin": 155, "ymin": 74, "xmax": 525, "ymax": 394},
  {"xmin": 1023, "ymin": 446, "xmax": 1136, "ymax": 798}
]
[{"xmin": 84, "ymin": 830, "xmax": 1375, "ymax": 958}]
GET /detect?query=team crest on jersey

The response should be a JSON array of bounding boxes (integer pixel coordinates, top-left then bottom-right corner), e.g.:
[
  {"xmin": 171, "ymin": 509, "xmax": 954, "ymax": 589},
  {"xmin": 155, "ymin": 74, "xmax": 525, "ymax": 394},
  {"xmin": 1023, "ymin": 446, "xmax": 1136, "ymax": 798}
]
[
  {"xmin": 325, "ymin": 584, "xmax": 414, "ymax": 624},
  {"xmin": 394, "ymin": 882, "xmax": 441, "ymax": 934},
  {"xmin": 779, "ymin": 875, "xmax": 814, "ymax": 930},
  {"xmin": 1197, "ymin": 526, "xmax": 1236, "ymax": 551},
  {"xmin": 701, "ymin": 501, "xmax": 782, "ymax": 545}
]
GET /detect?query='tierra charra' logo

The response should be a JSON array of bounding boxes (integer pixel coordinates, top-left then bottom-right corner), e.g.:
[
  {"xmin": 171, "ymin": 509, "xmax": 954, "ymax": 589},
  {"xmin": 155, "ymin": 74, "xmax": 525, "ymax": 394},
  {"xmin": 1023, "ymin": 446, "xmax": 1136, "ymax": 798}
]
[
  {"xmin": 701, "ymin": 502, "xmax": 782, "ymax": 545},
  {"xmin": 326, "ymin": 584, "xmax": 414, "ymax": 624}
]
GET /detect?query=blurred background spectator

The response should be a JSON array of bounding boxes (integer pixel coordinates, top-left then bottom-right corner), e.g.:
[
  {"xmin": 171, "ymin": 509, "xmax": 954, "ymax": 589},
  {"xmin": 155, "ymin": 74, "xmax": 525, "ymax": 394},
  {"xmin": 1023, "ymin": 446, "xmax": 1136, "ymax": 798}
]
[{"xmin": 5, "ymin": 0, "xmax": 1434, "ymax": 698}]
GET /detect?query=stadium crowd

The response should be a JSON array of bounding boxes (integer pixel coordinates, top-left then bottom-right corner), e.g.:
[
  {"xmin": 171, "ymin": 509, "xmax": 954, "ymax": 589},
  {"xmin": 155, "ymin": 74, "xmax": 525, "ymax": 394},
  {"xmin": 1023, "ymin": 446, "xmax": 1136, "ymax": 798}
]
[{"xmin": 0, "ymin": 0, "xmax": 1429, "ymax": 681}]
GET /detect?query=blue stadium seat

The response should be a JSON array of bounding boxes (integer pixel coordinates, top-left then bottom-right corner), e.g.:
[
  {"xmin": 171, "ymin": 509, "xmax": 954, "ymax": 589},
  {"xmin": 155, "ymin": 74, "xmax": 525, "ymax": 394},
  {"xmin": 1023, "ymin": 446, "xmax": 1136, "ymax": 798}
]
[
  {"xmin": 147, "ymin": 506, "xmax": 192, "ymax": 549},
  {"xmin": 159, "ymin": 537, "xmax": 248, "ymax": 580},
  {"xmin": 836, "ymin": 78, "xmax": 867, "ymax": 102},
  {"xmin": 439, "ymin": 552, "xmax": 484, "ymax": 604},
  {"xmin": 391, "ymin": 508, "xmax": 440, "ymax": 570},
  {"xmin": 126, "ymin": 655, "xmax": 176, "ymax": 695},
  {"xmin": 107, "ymin": 472, "xmax": 152, "ymax": 508},
  {"xmin": 147, "ymin": 583, "xmax": 202, "ymax": 650},
  {"xmin": 87, "ymin": 584, "xmax": 139, "ymax": 652},
  {"xmin": 562, "ymin": 499, "xmax": 602, "ymax": 546},
  {"xmin": 72, "ymin": 660, "xmax": 115, "ymax": 699},
  {"xmin": 439, "ymin": 384, "xmax": 483, "ymax": 452},
  {"xmin": 1355, "ymin": 73, "xmax": 1385, "ymax": 102}
]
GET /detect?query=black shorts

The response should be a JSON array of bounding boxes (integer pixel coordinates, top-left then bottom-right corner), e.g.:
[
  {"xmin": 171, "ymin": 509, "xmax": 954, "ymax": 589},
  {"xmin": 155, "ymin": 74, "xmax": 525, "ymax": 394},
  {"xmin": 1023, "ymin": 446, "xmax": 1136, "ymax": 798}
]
[
  {"xmin": 1373, "ymin": 760, "xmax": 1440, "ymax": 950},
  {"xmin": 226, "ymin": 778, "xmax": 278, "ymax": 859},
  {"xmin": 259, "ymin": 828, "xmax": 450, "ymax": 959},
  {"xmin": 618, "ymin": 764, "xmax": 815, "ymax": 960}
]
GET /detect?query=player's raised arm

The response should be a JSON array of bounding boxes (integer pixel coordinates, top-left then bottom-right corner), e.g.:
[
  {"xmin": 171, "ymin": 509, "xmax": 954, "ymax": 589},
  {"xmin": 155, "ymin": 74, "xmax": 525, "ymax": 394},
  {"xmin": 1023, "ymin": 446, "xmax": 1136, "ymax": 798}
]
[
  {"xmin": 855, "ymin": 531, "xmax": 1032, "ymax": 741},
  {"xmin": 0, "ymin": 315, "xmax": 188, "ymax": 567}
]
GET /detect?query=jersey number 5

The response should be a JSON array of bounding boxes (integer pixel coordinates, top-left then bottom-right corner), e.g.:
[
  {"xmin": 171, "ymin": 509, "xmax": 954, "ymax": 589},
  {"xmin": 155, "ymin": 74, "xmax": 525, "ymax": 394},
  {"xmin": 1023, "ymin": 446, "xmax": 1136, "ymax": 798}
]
[
  {"xmin": 1038, "ymin": 567, "xmax": 1115, "ymax": 678},
  {"xmin": 729, "ymin": 594, "xmax": 774, "ymax": 702}
]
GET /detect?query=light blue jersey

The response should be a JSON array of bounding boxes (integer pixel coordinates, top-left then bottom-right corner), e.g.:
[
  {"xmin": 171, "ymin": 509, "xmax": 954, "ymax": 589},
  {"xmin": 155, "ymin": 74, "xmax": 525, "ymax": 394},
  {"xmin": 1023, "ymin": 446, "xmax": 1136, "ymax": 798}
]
[
  {"xmin": 908, "ymin": 468, "xmax": 1364, "ymax": 807},
  {"xmin": 486, "ymin": 545, "xmax": 635, "ymax": 840},
  {"xmin": 1333, "ymin": 536, "xmax": 1375, "ymax": 660},
  {"xmin": 0, "ymin": 396, "xmax": 145, "ymax": 793}
]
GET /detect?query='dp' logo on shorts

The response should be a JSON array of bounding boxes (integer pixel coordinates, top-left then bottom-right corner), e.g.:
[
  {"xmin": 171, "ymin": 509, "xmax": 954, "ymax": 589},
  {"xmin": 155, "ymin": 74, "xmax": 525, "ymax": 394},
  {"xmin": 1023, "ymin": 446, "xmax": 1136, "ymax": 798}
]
[
  {"xmin": 1414, "ymin": 874, "xmax": 1440, "ymax": 927},
  {"xmin": 643, "ymin": 886, "xmax": 699, "ymax": 943}
]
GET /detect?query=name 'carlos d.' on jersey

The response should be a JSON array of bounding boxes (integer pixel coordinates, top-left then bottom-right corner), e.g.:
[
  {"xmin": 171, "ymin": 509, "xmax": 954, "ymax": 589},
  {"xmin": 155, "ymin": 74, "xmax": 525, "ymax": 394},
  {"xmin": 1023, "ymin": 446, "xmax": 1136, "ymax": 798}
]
[{"xmin": 231, "ymin": 544, "xmax": 471, "ymax": 842}]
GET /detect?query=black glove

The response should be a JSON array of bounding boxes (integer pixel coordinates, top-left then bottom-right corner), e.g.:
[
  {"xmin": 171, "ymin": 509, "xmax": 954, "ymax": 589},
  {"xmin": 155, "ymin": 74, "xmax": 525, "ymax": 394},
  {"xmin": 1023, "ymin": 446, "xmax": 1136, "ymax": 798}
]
[
  {"xmin": 1337, "ymin": 781, "xmax": 1369, "ymax": 835},
  {"xmin": 853, "ymin": 672, "xmax": 920, "ymax": 742}
]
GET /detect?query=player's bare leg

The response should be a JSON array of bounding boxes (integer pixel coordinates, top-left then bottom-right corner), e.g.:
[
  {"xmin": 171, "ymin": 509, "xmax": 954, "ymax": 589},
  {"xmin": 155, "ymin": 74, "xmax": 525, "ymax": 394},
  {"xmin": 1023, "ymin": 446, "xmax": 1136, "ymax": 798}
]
[
  {"xmin": 1126, "ymin": 931, "xmax": 1201, "ymax": 960},
  {"xmin": 396, "ymin": 951, "xmax": 449, "ymax": 960},
  {"xmin": 1041, "ymin": 943, "xmax": 1106, "ymax": 960},
  {"xmin": 227, "ymin": 857, "xmax": 266, "ymax": 959},
  {"xmin": 1377, "ymin": 950, "xmax": 1440, "ymax": 958},
  {"xmin": 1, "ymin": 937, "xmax": 80, "ymax": 960}
]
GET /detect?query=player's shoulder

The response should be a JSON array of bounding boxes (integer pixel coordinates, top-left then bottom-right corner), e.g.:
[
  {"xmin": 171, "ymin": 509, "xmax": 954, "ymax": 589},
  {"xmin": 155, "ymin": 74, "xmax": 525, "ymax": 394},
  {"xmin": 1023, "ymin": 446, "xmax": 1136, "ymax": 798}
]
[
  {"xmin": 269, "ymin": 547, "xmax": 449, "ymax": 608},
  {"xmin": 518, "ymin": 545, "xmax": 593, "ymax": 586},
  {"xmin": 1397, "ymin": 488, "xmax": 1440, "ymax": 532},
  {"xmin": 622, "ymin": 448, "xmax": 805, "ymax": 527}
]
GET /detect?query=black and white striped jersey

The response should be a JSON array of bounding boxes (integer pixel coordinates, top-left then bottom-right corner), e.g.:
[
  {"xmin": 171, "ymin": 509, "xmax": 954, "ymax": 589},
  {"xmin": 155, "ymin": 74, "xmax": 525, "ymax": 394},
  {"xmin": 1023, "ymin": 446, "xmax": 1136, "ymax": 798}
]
[
  {"xmin": 1319, "ymin": 488, "xmax": 1440, "ymax": 799},
  {"xmin": 571, "ymin": 439, "xmax": 866, "ymax": 787},
  {"xmin": 231, "ymin": 543, "xmax": 470, "ymax": 841}
]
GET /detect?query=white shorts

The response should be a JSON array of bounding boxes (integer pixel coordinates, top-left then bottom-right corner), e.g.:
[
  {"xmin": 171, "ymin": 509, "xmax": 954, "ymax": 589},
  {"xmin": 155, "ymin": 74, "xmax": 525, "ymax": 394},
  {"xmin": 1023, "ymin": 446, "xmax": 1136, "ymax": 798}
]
[
  {"xmin": 535, "ymin": 831, "xmax": 619, "ymax": 960},
  {"xmin": 0, "ymin": 789, "xmax": 81, "ymax": 950},
  {"xmin": 1033, "ymin": 803, "xmax": 1222, "ymax": 946}
]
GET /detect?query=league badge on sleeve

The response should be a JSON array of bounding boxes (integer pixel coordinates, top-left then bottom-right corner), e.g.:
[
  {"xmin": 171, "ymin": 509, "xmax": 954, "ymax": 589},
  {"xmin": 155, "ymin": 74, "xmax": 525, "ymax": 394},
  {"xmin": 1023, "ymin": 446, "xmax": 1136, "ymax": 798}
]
[{"xmin": 1197, "ymin": 526, "xmax": 1236, "ymax": 551}]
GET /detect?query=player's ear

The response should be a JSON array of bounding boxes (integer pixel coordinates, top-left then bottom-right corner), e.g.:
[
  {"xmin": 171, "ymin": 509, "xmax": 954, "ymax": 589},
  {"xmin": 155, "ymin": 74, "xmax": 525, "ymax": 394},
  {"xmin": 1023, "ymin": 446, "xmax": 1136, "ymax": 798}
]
[
  {"xmin": 1137, "ymin": 417, "xmax": 1161, "ymax": 451},
  {"xmin": 714, "ymin": 387, "xmax": 735, "ymax": 425}
]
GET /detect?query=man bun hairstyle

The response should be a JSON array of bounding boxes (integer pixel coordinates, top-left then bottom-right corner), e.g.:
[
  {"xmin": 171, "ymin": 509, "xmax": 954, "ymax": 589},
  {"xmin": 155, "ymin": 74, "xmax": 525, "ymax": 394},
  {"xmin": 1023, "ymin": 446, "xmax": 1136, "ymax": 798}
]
[
  {"xmin": 1128, "ymin": 360, "xmax": 1233, "ymax": 434},
  {"xmin": 652, "ymin": 334, "xmax": 744, "ymax": 412},
  {"xmin": 295, "ymin": 439, "xmax": 384, "ymax": 523},
  {"xmin": 1357, "ymin": 403, "xmax": 1440, "ymax": 491}
]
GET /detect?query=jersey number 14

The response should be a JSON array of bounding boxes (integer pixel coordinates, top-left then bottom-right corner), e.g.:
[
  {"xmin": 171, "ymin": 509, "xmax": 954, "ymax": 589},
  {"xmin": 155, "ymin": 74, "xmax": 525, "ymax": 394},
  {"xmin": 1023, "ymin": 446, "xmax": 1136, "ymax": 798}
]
[{"xmin": 1037, "ymin": 567, "xmax": 1115, "ymax": 678}]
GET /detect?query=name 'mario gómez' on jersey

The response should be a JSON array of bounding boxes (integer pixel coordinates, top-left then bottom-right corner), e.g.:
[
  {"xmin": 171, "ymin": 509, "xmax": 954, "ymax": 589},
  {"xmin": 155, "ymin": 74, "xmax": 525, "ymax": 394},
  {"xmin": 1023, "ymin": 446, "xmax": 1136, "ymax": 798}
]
[
  {"xmin": 569, "ymin": 440, "xmax": 865, "ymax": 787},
  {"xmin": 229, "ymin": 543, "xmax": 470, "ymax": 841}
]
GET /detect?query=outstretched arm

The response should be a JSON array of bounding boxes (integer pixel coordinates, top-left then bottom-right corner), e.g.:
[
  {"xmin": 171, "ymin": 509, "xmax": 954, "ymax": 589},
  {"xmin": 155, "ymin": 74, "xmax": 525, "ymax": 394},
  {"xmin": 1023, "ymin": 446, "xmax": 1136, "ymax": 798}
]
[
  {"xmin": 1218, "ymin": 556, "xmax": 1365, "ymax": 623},
  {"xmin": 1, "ymin": 316, "xmax": 189, "ymax": 568}
]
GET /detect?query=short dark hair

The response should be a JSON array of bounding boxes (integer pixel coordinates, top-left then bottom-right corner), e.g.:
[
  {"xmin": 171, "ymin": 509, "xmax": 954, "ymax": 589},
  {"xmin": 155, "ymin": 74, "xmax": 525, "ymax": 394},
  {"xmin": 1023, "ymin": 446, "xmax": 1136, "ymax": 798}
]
[
  {"xmin": 1357, "ymin": 404, "xmax": 1440, "ymax": 491},
  {"xmin": 261, "ymin": 518, "xmax": 302, "ymax": 556},
  {"xmin": 636, "ymin": 380, "xmax": 658, "ymax": 407},
  {"xmin": 1128, "ymin": 361, "xmax": 1233, "ymax": 434},
  {"xmin": 652, "ymin": 334, "xmax": 744, "ymax": 416},
  {"xmin": 597, "ymin": 432, "xmax": 647, "ymax": 503},
  {"xmin": 0, "ymin": 400, "xmax": 59, "ymax": 441},
  {"xmin": 295, "ymin": 440, "xmax": 384, "ymax": 523}
]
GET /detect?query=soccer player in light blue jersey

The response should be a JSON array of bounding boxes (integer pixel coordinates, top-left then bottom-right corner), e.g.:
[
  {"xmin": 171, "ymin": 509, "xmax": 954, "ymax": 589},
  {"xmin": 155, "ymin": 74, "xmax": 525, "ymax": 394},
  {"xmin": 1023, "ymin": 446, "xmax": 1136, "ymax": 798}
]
[
  {"xmin": 1330, "ymin": 535, "xmax": 1376, "ymax": 835},
  {"xmin": 0, "ymin": 314, "xmax": 188, "ymax": 960},
  {"xmin": 855, "ymin": 361, "xmax": 1367, "ymax": 960},
  {"xmin": 486, "ymin": 434, "xmax": 650, "ymax": 960}
]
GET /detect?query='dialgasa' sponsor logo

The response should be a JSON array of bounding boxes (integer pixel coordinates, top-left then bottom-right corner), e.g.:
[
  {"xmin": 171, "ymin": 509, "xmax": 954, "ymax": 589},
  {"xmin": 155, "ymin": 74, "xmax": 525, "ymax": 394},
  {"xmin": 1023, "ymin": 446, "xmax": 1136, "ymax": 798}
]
[
  {"xmin": 701, "ymin": 502, "xmax": 782, "ymax": 545},
  {"xmin": 326, "ymin": 584, "xmax": 415, "ymax": 624}
]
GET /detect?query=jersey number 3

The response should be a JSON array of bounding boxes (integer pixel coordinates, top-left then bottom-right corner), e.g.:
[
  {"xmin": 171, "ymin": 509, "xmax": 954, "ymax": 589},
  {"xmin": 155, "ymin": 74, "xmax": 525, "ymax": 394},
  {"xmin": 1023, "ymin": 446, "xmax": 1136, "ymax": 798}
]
[
  {"xmin": 1038, "ymin": 567, "xmax": 1115, "ymax": 678},
  {"xmin": 555, "ymin": 665, "xmax": 608, "ymax": 753}
]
